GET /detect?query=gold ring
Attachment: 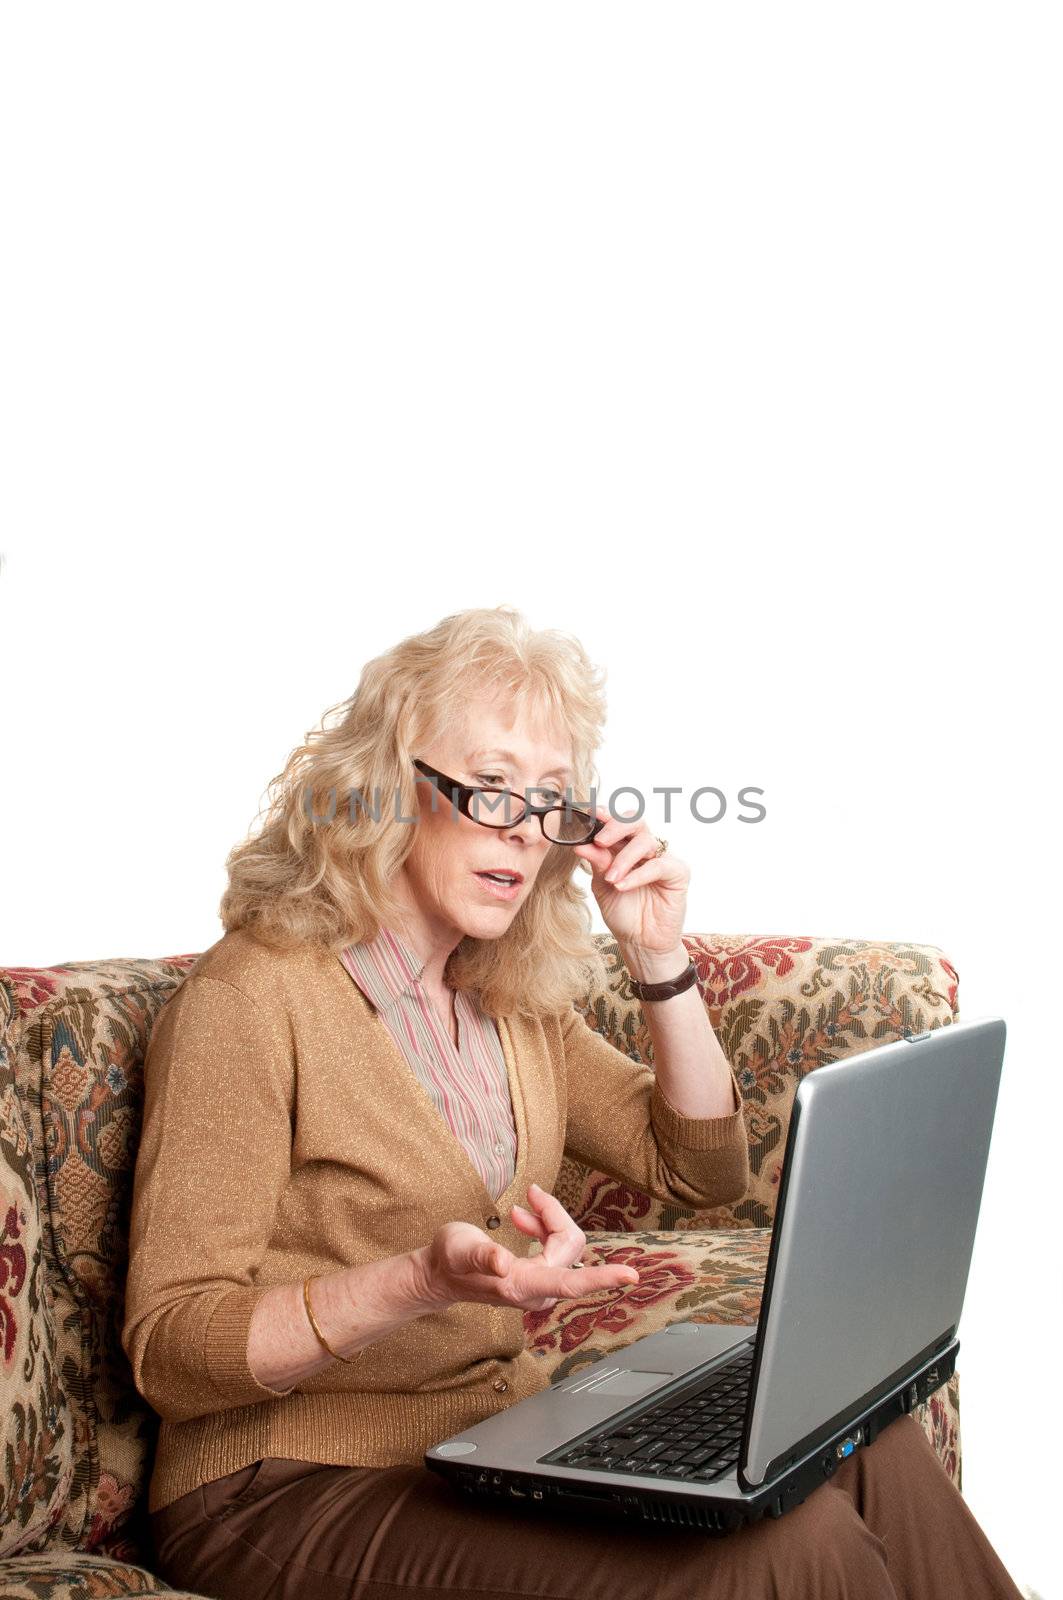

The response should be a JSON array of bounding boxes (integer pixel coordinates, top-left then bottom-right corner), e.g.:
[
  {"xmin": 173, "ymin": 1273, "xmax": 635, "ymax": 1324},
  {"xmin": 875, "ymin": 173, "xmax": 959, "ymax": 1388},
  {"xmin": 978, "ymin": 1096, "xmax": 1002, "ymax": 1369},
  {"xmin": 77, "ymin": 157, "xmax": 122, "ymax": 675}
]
[{"xmin": 653, "ymin": 836, "xmax": 668, "ymax": 857}]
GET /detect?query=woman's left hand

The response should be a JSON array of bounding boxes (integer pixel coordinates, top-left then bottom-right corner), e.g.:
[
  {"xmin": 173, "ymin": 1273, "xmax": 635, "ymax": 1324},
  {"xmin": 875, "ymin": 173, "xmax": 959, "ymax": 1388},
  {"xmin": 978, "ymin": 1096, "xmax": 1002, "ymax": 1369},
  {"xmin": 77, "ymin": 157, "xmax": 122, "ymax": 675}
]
[{"xmin": 572, "ymin": 805, "xmax": 690, "ymax": 953}]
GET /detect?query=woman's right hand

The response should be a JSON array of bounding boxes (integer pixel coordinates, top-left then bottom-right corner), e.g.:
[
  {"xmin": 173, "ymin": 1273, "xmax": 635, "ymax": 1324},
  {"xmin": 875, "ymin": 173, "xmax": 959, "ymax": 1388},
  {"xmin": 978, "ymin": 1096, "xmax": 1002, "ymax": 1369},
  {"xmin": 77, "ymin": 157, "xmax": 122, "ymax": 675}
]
[{"xmin": 414, "ymin": 1181, "xmax": 640, "ymax": 1311}]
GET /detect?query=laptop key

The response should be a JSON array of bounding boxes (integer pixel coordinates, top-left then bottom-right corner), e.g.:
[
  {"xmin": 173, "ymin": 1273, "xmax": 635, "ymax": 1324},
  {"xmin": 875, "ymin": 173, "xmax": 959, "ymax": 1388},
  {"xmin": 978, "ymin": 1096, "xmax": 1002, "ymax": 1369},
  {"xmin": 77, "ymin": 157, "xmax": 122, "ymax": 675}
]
[{"xmin": 605, "ymin": 1438, "xmax": 648, "ymax": 1459}]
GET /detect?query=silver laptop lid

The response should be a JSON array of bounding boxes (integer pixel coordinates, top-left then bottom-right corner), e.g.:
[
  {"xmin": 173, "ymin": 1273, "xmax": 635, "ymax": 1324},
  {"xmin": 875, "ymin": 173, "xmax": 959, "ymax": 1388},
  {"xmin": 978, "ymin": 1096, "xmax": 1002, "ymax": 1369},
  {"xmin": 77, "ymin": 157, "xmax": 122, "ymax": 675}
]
[{"xmin": 741, "ymin": 1017, "xmax": 1006, "ymax": 1487}]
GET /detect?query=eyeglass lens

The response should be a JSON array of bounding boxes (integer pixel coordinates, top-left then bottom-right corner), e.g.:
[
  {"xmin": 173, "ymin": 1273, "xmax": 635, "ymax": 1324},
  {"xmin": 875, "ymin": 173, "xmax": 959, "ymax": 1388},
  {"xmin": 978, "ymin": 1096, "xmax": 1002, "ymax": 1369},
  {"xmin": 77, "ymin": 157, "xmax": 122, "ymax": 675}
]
[{"xmin": 468, "ymin": 788, "xmax": 595, "ymax": 843}]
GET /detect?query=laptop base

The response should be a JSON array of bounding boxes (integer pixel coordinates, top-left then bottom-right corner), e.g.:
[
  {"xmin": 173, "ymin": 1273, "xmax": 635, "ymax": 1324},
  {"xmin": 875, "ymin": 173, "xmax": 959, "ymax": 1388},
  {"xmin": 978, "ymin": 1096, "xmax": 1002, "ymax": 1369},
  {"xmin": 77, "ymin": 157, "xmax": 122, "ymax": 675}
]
[{"xmin": 428, "ymin": 1340, "xmax": 958, "ymax": 1536}]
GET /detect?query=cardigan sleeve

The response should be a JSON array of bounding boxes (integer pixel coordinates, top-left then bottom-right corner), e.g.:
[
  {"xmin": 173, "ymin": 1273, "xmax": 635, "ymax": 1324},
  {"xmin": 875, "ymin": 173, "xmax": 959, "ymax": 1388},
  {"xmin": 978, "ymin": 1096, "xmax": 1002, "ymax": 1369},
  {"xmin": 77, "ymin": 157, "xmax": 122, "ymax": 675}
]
[
  {"xmin": 121, "ymin": 973, "xmax": 299, "ymax": 1425},
  {"xmin": 557, "ymin": 1002, "xmax": 749, "ymax": 1209}
]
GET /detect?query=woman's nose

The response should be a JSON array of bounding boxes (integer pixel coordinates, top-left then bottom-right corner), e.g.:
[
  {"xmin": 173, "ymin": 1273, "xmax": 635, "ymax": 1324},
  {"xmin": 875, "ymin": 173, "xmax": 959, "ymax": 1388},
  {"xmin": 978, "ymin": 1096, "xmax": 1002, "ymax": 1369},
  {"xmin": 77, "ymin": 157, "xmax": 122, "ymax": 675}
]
[{"xmin": 498, "ymin": 806, "xmax": 543, "ymax": 848}]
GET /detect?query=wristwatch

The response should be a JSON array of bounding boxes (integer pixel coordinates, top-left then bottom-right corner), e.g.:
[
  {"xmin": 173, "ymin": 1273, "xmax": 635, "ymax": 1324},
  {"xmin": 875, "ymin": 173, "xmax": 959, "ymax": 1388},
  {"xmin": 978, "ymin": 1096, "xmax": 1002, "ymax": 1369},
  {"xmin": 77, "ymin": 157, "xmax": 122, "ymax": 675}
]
[{"xmin": 628, "ymin": 955, "xmax": 703, "ymax": 1003}]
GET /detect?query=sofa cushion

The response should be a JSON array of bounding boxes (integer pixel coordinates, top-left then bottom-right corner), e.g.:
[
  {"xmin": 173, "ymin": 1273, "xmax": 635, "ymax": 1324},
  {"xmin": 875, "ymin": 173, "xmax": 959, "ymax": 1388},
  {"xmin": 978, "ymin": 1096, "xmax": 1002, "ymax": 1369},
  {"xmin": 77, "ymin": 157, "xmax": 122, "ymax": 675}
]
[
  {"xmin": 0, "ymin": 1547, "xmax": 207, "ymax": 1597},
  {"xmin": 0, "ymin": 1019, "xmax": 75, "ymax": 1557},
  {"xmin": 530, "ymin": 1225, "xmax": 961, "ymax": 1492}
]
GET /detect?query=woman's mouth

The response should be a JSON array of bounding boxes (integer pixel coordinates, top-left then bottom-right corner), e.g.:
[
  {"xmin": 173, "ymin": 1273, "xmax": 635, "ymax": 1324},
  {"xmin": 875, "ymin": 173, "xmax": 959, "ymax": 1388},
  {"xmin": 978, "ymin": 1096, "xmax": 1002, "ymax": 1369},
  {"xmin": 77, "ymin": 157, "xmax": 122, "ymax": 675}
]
[{"xmin": 472, "ymin": 869, "xmax": 523, "ymax": 901}]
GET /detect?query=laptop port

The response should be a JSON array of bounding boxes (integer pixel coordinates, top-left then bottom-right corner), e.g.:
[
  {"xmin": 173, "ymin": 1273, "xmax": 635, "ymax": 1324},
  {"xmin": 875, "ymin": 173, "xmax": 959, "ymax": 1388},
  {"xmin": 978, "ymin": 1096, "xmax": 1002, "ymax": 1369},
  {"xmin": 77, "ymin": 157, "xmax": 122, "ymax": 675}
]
[
  {"xmin": 836, "ymin": 1436, "xmax": 858, "ymax": 1460},
  {"xmin": 509, "ymin": 1484, "xmax": 528, "ymax": 1498}
]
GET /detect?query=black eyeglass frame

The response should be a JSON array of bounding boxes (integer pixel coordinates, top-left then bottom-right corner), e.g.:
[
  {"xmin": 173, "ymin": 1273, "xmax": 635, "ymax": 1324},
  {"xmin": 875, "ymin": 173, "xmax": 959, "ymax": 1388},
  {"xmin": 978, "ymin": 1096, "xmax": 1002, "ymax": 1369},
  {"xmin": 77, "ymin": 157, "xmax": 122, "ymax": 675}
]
[{"xmin": 412, "ymin": 758, "xmax": 608, "ymax": 846}]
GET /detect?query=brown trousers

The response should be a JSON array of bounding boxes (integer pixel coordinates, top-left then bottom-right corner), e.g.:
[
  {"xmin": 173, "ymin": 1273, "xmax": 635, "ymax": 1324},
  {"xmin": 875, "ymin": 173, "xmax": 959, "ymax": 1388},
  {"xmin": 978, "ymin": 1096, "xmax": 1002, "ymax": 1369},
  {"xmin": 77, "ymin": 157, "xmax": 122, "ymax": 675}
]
[{"xmin": 148, "ymin": 1414, "xmax": 1022, "ymax": 1600}]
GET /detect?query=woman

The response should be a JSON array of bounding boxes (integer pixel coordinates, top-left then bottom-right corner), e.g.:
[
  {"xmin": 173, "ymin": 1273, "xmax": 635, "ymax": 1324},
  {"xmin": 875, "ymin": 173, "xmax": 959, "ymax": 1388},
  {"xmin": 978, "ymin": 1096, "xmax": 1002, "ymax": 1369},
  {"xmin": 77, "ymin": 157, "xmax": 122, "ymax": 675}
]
[{"xmin": 124, "ymin": 606, "xmax": 1022, "ymax": 1600}]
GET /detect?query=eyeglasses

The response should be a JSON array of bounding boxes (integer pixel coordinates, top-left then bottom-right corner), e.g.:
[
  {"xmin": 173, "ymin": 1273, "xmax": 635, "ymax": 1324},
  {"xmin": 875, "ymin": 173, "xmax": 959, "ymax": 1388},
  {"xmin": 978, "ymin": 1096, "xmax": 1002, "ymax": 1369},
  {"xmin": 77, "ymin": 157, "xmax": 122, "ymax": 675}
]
[{"xmin": 412, "ymin": 759, "xmax": 607, "ymax": 846}]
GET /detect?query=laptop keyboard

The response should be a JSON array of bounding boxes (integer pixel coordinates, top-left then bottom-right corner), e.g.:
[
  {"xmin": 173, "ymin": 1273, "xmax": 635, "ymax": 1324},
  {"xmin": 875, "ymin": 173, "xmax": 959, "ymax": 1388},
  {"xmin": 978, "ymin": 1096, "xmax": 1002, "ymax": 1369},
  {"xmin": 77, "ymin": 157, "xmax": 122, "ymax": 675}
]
[{"xmin": 551, "ymin": 1340, "xmax": 755, "ymax": 1483}]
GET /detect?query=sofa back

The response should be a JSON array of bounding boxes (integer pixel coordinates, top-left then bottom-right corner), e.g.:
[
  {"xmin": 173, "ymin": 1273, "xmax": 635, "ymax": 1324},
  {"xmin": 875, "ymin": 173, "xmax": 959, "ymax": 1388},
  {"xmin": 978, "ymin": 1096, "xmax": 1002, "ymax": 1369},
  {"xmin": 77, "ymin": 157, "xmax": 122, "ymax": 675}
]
[
  {"xmin": 559, "ymin": 934, "xmax": 960, "ymax": 1232},
  {"xmin": 0, "ymin": 931, "xmax": 958, "ymax": 1561}
]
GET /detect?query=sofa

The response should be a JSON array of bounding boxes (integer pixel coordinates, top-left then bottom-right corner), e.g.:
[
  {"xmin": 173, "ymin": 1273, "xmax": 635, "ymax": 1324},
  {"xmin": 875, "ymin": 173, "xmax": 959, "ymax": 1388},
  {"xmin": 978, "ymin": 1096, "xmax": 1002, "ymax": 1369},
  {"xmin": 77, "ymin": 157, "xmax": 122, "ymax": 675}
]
[{"xmin": 0, "ymin": 931, "xmax": 963, "ymax": 1597}]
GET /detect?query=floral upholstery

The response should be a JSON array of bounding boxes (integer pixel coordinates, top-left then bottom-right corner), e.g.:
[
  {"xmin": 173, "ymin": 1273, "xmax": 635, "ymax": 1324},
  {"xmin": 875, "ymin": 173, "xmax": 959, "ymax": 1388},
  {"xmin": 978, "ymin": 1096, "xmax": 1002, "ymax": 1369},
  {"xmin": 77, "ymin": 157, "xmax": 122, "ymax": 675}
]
[
  {"xmin": 559, "ymin": 934, "xmax": 960, "ymax": 1232},
  {"xmin": 0, "ymin": 1022, "xmax": 74, "ymax": 1559},
  {"xmin": 0, "ymin": 933, "xmax": 962, "ymax": 1599}
]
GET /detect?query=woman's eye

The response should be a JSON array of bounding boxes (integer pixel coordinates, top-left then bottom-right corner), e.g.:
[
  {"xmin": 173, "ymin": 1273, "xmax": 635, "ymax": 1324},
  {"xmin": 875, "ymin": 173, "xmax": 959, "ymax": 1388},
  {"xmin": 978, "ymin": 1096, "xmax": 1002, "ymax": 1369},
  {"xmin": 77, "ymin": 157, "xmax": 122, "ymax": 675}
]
[{"xmin": 474, "ymin": 774, "xmax": 561, "ymax": 803}]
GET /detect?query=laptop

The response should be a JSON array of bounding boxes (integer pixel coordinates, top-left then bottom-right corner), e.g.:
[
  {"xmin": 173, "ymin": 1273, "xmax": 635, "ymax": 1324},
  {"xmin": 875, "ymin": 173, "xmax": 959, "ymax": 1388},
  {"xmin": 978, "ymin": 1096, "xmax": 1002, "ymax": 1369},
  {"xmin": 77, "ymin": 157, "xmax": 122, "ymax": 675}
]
[{"xmin": 425, "ymin": 1016, "xmax": 1006, "ymax": 1534}]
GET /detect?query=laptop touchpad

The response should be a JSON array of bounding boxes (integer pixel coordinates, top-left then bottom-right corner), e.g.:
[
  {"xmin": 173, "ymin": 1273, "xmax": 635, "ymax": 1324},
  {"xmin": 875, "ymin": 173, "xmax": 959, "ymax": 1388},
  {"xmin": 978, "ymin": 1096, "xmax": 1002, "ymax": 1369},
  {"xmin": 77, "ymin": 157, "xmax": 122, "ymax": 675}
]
[{"xmin": 586, "ymin": 1368, "xmax": 674, "ymax": 1398}]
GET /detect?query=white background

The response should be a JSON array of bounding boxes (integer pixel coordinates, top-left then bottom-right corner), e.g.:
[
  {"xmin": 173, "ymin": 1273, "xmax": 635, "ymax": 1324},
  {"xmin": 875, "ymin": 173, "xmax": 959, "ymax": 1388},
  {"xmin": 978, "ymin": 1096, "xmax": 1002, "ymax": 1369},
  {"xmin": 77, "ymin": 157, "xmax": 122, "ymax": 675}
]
[{"xmin": 1, "ymin": 6, "xmax": 1059, "ymax": 1595}]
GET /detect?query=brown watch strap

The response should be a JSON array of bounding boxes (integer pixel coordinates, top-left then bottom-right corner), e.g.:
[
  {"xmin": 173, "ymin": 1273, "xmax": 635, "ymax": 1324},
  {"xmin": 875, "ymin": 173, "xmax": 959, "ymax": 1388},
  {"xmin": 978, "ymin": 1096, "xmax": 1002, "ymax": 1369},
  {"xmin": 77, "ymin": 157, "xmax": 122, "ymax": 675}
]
[{"xmin": 629, "ymin": 955, "xmax": 703, "ymax": 1003}]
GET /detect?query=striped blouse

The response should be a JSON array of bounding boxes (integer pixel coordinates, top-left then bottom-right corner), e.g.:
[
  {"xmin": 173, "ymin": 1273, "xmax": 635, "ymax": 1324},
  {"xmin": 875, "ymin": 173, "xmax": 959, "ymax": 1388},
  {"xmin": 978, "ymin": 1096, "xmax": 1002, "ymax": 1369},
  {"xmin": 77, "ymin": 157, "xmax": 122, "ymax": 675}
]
[{"xmin": 338, "ymin": 925, "xmax": 518, "ymax": 1202}]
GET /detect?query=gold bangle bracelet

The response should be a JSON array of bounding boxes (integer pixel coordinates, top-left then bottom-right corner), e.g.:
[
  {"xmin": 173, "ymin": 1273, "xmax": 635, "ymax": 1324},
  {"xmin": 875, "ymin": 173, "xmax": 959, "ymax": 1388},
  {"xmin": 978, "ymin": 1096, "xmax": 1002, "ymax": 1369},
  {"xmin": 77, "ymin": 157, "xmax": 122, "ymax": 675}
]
[{"xmin": 303, "ymin": 1274, "xmax": 359, "ymax": 1365}]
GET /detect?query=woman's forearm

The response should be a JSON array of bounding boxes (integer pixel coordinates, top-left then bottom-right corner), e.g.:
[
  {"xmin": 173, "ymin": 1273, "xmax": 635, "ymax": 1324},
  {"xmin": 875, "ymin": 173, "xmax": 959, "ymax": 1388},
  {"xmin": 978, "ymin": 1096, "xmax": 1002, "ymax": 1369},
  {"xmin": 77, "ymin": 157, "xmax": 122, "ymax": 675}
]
[
  {"xmin": 618, "ymin": 939, "xmax": 739, "ymax": 1118},
  {"xmin": 247, "ymin": 1246, "xmax": 437, "ymax": 1391}
]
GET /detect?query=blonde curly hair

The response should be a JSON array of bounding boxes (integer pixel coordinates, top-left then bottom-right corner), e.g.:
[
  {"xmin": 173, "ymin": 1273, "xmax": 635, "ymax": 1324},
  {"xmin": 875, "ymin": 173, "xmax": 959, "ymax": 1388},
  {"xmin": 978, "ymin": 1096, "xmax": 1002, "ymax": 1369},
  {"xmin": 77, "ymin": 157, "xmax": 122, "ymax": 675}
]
[{"xmin": 219, "ymin": 604, "xmax": 611, "ymax": 1018}]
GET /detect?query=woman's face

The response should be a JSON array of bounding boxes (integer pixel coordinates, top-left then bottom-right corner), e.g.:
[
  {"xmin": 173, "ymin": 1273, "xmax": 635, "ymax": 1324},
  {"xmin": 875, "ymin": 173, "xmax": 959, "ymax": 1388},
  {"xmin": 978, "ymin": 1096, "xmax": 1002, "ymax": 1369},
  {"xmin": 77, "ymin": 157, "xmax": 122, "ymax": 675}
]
[{"xmin": 397, "ymin": 696, "xmax": 575, "ymax": 948}]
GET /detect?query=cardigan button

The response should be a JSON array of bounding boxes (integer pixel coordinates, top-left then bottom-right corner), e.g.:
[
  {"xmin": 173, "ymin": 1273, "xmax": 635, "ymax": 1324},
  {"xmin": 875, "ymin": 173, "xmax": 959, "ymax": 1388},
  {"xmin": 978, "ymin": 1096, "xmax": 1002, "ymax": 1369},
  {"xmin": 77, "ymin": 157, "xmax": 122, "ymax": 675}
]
[
  {"xmin": 493, "ymin": 1378, "xmax": 509, "ymax": 1392},
  {"xmin": 486, "ymin": 1215, "xmax": 501, "ymax": 1228}
]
